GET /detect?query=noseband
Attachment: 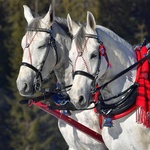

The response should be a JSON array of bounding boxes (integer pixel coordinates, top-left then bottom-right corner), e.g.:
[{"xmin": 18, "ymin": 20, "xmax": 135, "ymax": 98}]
[{"xmin": 21, "ymin": 27, "xmax": 58, "ymax": 91}]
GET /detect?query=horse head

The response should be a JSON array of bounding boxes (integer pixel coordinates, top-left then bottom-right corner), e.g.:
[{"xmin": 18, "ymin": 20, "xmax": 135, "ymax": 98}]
[
  {"xmin": 16, "ymin": 5, "xmax": 57, "ymax": 97},
  {"xmin": 67, "ymin": 12, "xmax": 108, "ymax": 109}
]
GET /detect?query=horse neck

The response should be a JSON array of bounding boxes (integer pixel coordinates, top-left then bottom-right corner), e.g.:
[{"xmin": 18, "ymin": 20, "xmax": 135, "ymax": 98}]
[
  {"xmin": 96, "ymin": 26, "xmax": 137, "ymax": 103},
  {"xmin": 52, "ymin": 23, "xmax": 72, "ymax": 88}
]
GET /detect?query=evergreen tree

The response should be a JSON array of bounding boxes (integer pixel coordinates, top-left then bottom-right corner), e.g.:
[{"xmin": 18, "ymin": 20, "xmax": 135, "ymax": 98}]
[
  {"xmin": 0, "ymin": 0, "xmax": 11, "ymax": 89},
  {"xmin": 56, "ymin": 0, "xmax": 100, "ymax": 23},
  {"xmin": 99, "ymin": 0, "xmax": 150, "ymax": 45},
  {"xmin": 0, "ymin": 1, "xmax": 14, "ymax": 149}
]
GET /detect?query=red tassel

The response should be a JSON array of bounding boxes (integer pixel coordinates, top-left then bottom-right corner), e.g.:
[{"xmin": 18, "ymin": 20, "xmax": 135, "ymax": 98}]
[{"xmin": 135, "ymin": 46, "xmax": 150, "ymax": 128}]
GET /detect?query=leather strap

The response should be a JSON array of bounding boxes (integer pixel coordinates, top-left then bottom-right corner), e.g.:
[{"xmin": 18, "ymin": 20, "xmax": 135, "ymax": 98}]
[
  {"xmin": 74, "ymin": 70, "xmax": 95, "ymax": 81},
  {"xmin": 21, "ymin": 62, "xmax": 43, "ymax": 81}
]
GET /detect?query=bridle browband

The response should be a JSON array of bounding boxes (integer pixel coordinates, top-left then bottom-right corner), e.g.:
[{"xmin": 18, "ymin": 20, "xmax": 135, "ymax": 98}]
[{"xmin": 21, "ymin": 26, "xmax": 58, "ymax": 91}]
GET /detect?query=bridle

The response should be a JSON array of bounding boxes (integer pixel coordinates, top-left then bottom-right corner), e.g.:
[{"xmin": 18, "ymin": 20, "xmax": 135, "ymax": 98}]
[
  {"xmin": 73, "ymin": 32, "xmax": 111, "ymax": 93},
  {"xmin": 21, "ymin": 27, "xmax": 58, "ymax": 91}
]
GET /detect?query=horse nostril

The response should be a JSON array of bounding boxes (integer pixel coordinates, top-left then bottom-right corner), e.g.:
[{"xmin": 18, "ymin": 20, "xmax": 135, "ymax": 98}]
[
  {"xmin": 24, "ymin": 83, "xmax": 28, "ymax": 92},
  {"xmin": 79, "ymin": 95, "xmax": 84, "ymax": 103}
]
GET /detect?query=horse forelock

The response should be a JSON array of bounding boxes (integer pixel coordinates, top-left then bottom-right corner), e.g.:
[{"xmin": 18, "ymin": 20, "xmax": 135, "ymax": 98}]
[
  {"xmin": 28, "ymin": 17, "xmax": 42, "ymax": 28},
  {"xmin": 75, "ymin": 26, "xmax": 86, "ymax": 51}
]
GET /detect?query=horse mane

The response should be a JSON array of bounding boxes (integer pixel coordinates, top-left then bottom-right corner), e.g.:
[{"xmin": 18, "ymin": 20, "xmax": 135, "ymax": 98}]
[
  {"xmin": 97, "ymin": 25, "xmax": 133, "ymax": 51},
  {"xmin": 28, "ymin": 17, "xmax": 42, "ymax": 29},
  {"xmin": 73, "ymin": 24, "xmax": 133, "ymax": 53},
  {"xmin": 54, "ymin": 17, "xmax": 71, "ymax": 37}
]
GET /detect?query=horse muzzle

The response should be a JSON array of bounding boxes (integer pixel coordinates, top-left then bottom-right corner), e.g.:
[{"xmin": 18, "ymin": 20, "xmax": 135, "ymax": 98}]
[
  {"xmin": 16, "ymin": 78, "xmax": 35, "ymax": 97},
  {"xmin": 71, "ymin": 95, "xmax": 89, "ymax": 109}
]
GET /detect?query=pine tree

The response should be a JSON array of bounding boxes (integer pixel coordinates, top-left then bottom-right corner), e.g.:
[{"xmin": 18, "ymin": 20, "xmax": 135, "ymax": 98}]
[
  {"xmin": 0, "ymin": 0, "xmax": 12, "ymax": 92},
  {"xmin": 56, "ymin": 0, "xmax": 100, "ymax": 23},
  {"xmin": 0, "ymin": 1, "xmax": 14, "ymax": 149},
  {"xmin": 99, "ymin": 0, "xmax": 150, "ymax": 45}
]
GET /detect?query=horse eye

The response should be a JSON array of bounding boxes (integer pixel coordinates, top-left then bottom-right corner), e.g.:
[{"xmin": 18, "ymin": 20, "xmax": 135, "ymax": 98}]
[
  {"xmin": 90, "ymin": 53, "xmax": 97, "ymax": 59},
  {"xmin": 38, "ymin": 44, "xmax": 46, "ymax": 49}
]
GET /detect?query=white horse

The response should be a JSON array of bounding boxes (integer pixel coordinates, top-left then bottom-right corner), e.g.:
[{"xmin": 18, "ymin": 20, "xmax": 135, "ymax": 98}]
[
  {"xmin": 16, "ymin": 5, "xmax": 107, "ymax": 150},
  {"xmin": 67, "ymin": 11, "xmax": 150, "ymax": 150}
]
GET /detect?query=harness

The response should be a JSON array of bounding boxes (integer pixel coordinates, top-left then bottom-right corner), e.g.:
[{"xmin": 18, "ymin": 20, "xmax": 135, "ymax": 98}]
[
  {"xmin": 73, "ymin": 31, "xmax": 111, "ymax": 92},
  {"xmin": 21, "ymin": 26, "xmax": 58, "ymax": 91},
  {"xmin": 20, "ymin": 23, "xmax": 150, "ymax": 128},
  {"xmin": 95, "ymin": 41, "xmax": 150, "ymax": 127},
  {"xmin": 72, "ymin": 33, "xmax": 150, "ymax": 127}
]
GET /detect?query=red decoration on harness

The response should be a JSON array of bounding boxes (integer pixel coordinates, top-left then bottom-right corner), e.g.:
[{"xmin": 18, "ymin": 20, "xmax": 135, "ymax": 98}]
[
  {"xmin": 92, "ymin": 85, "xmax": 100, "ymax": 113},
  {"xmin": 92, "ymin": 85, "xmax": 103, "ymax": 130},
  {"xmin": 135, "ymin": 46, "xmax": 150, "ymax": 128},
  {"xmin": 99, "ymin": 44, "xmax": 112, "ymax": 68},
  {"xmin": 97, "ymin": 46, "xmax": 150, "ymax": 129},
  {"xmin": 99, "ymin": 45, "xmax": 106, "ymax": 56}
]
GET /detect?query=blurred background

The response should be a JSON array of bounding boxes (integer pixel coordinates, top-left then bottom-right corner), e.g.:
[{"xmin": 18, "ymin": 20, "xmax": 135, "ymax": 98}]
[{"xmin": 0, "ymin": 0, "xmax": 150, "ymax": 150}]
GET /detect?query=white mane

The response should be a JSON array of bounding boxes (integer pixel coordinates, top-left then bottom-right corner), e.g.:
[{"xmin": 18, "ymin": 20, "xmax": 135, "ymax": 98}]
[{"xmin": 96, "ymin": 25, "xmax": 133, "ymax": 51}]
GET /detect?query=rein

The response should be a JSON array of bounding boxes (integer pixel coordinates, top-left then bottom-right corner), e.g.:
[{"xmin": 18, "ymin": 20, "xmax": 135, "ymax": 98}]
[
  {"xmin": 19, "ymin": 91, "xmax": 97, "ymax": 111},
  {"xmin": 95, "ymin": 48, "xmax": 150, "ymax": 92}
]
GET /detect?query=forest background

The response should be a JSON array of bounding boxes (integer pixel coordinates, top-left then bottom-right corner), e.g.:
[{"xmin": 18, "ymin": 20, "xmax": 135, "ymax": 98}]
[{"xmin": 0, "ymin": 0, "xmax": 150, "ymax": 150}]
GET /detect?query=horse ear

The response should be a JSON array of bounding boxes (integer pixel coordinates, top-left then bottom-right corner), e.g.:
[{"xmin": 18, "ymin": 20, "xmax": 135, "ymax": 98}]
[
  {"xmin": 67, "ymin": 14, "xmax": 78, "ymax": 33},
  {"xmin": 86, "ymin": 11, "xmax": 96, "ymax": 31},
  {"xmin": 42, "ymin": 5, "xmax": 54, "ymax": 28},
  {"xmin": 23, "ymin": 5, "xmax": 34, "ymax": 24}
]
